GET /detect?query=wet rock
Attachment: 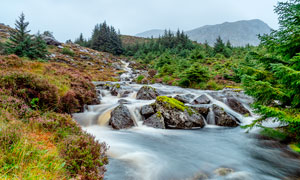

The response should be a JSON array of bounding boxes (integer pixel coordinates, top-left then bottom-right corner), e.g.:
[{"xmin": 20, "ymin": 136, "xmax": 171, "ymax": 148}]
[
  {"xmin": 192, "ymin": 94, "xmax": 211, "ymax": 105},
  {"xmin": 119, "ymin": 90, "xmax": 132, "ymax": 98},
  {"xmin": 109, "ymin": 104, "xmax": 135, "ymax": 129},
  {"xmin": 140, "ymin": 105, "xmax": 155, "ymax": 118},
  {"xmin": 226, "ymin": 97, "xmax": 250, "ymax": 115},
  {"xmin": 136, "ymin": 86, "xmax": 159, "ymax": 100},
  {"xmin": 110, "ymin": 84, "xmax": 121, "ymax": 96},
  {"xmin": 118, "ymin": 99, "xmax": 131, "ymax": 104},
  {"xmin": 189, "ymin": 105, "xmax": 210, "ymax": 118},
  {"xmin": 174, "ymin": 94, "xmax": 195, "ymax": 104},
  {"xmin": 154, "ymin": 96, "xmax": 205, "ymax": 129},
  {"xmin": 213, "ymin": 104, "xmax": 240, "ymax": 127},
  {"xmin": 143, "ymin": 113, "xmax": 165, "ymax": 129},
  {"xmin": 190, "ymin": 172, "xmax": 209, "ymax": 180},
  {"xmin": 214, "ymin": 168, "xmax": 234, "ymax": 176}
]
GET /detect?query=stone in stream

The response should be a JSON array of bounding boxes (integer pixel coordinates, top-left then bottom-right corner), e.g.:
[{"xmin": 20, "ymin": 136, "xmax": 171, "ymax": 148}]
[
  {"xmin": 143, "ymin": 113, "xmax": 165, "ymax": 129},
  {"xmin": 226, "ymin": 97, "xmax": 250, "ymax": 116},
  {"xmin": 188, "ymin": 105, "xmax": 210, "ymax": 118},
  {"xmin": 109, "ymin": 104, "xmax": 135, "ymax": 129},
  {"xmin": 110, "ymin": 84, "xmax": 121, "ymax": 96},
  {"xmin": 214, "ymin": 168, "xmax": 234, "ymax": 176},
  {"xmin": 119, "ymin": 90, "xmax": 132, "ymax": 98},
  {"xmin": 140, "ymin": 105, "xmax": 155, "ymax": 119},
  {"xmin": 174, "ymin": 94, "xmax": 195, "ymax": 104},
  {"xmin": 212, "ymin": 104, "xmax": 240, "ymax": 127},
  {"xmin": 191, "ymin": 94, "xmax": 211, "ymax": 105},
  {"xmin": 153, "ymin": 96, "xmax": 205, "ymax": 129},
  {"xmin": 136, "ymin": 86, "xmax": 159, "ymax": 100}
]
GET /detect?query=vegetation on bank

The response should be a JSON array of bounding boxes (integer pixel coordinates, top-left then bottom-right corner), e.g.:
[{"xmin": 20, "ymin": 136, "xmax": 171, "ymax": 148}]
[
  {"xmin": 0, "ymin": 14, "xmax": 108, "ymax": 179},
  {"xmin": 123, "ymin": 29, "xmax": 254, "ymax": 90},
  {"xmin": 238, "ymin": 0, "xmax": 300, "ymax": 148}
]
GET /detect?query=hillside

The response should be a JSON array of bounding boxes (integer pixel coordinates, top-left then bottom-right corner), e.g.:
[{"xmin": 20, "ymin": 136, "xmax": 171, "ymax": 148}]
[
  {"xmin": 120, "ymin": 35, "xmax": 150, "ymax": 47},
  {"xmin": 135, "ymin": 19, "xmax": 272, "ymax": 46}
]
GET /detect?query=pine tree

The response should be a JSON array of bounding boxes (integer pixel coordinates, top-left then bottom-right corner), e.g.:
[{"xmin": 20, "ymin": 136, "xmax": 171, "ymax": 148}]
[
  {"xmin": 5, "ymin": 13, "xmax": 48, "ymax": 59},
  {"xmin": 226, "ymin": 40, "xmax": 232, "ymax": 49},
  {"xmin": 5, "ymin": 13, "xmax": 32, "ymax": 57},
  {"xmin": 213, "ymin": 36, "xmax": 225, "ymax": 55}
]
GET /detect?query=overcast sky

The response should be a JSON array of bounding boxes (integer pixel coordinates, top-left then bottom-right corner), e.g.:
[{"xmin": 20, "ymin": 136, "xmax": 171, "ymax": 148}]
[{"xmin": 1, "ymin": 0, "xmax": 280, "ymax": 42}]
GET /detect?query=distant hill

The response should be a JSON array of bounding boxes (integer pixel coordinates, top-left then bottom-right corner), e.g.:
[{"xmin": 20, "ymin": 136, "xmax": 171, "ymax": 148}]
[
  {"xmin": 135, "ymin": 19, "xmax": 272, "ymax": 46},
  {"xmin": 136, "ymin": 29, "xmax": 167, "ymax": 38}
]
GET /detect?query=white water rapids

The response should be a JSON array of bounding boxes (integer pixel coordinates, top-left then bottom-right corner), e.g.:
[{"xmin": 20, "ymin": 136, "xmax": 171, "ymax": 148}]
[{"xmin": 73, "ymin": 61, "xmax": 300, "ymax": 180}]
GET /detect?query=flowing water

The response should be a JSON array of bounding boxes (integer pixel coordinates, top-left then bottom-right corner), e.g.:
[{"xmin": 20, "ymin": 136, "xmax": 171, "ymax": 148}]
[{"xmin": 73, "ymin": 63, "xmax": 300, "ymax": 180}]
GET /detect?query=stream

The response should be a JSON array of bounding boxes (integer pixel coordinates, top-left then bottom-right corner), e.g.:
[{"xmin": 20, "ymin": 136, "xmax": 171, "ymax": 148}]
[{"xmin": 73, "ymin": 62, "xmax": 300, "ymax": 180}]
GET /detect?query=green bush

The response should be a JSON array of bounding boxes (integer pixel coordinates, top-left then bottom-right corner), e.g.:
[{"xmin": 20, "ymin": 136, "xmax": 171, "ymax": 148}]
[
  {"xmin": 136, "ymin": 75, "xmax": 144, "ymax": 83},
  {"xmin": 61, "ymin": 47, "xmax": 75, "ymax": 57},
  {"xmin": 179, "ymin": 63, "xmax": 210, "ymax": 88}
]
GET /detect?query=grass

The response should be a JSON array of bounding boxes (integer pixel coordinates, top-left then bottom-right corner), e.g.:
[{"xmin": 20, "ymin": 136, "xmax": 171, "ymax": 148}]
[{"xmin": 0, "ymin": 55, "xmax": 108, "ymax": 179}]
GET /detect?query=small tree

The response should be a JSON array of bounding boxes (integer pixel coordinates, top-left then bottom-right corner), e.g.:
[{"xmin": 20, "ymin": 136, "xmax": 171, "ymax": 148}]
[
  {"xmin": 5, "ymin": 13, "xmax": 32, "ymax": 57},
  {"xmin": 5, "ymin": 13, "xmax": 48, "ymax": 59}
]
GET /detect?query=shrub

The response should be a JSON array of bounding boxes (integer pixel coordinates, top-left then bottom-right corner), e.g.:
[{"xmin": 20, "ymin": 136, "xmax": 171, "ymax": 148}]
[
  {"xmin": 179, "ymin": 63, "xmax": 210, "ymax": 88},
  {"xmin": 60, "ymin": 132, "xmax": 108, "ymax": 180},
  {"xmin": 61, "ymin": 47, "xmax": 75, "ymax": 57},
  {"xmin": 0, "ymin": 55, "xmax": 24, "ymax": 68},
  {"xmin": 136, "ymin": 75, "xmax": 145, "ymax": 83},
  {"xmin": 0, "ymin": 72, "xmax": 59, "ymax": 110}
]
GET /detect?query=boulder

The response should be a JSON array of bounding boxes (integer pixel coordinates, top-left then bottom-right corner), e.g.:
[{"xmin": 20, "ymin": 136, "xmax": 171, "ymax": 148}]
[
  {"xmin": 41, "ymin": 35, "xmax": 61, "ymax": 46},
  {"xmin": 226, "ymin": 97, "xmax": 250, "ymax": 115},
  {"xmin": 143, "ymin": 113, "xmax": 165, "ymax": 129},
  {"xmin": 109, "ymin": 104, "xmax": 135, "ymax": 129},
  {"xmin": 174, "ymin": 94, "xmax": 195, "ymax": 104},
  {"xmin": 118, "ymin": 99, "xmax": 131, "ymax": 104},
  {"xmin": 154, "ymin": 96, "xmax": 205, "ymax": 129},
  {"xmin": 188, "ymin": 105, "xmax": 210, "ymax": 118},
  {"xmin": 110, "ymin": 84, "xmax": 120, "ymax": 96},
  {"xmin": 140, "ymin": 105, "xmax": 155, "ymax": 119},
  {"xmin": 119, "ymin": 90, "xmax": 132, "ymax": 98},
  {"xmin": 192, "ymin": 94, "xmax": 211, "ymax": 105},
  {"xmin": 136, "ymin": 86, "xmax": 159, "ymax": 100},
  {"xmin": 212, "ymin": 104, "xmax": 240, "ymax": 127}
]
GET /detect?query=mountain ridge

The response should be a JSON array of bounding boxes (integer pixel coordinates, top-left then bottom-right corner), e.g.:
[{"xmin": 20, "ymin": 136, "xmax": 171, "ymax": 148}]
[{"xmin": 135, "ymin": 19, "xmax": 272, "ymax": 46}]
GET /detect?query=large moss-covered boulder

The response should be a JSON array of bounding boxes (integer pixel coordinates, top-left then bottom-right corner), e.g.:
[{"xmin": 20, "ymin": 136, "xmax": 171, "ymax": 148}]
[
  {"xmin": 109, "ymin": 104, "xmax": 135, "ymax": 129},
  {"xmin": 136, "ymin": 86, "xmax": 159, "ymax": 100},
  {"xmin": 154, "ymin": 96, "xmax": 205, "ymax": 129},
  {"xmin": 212, "ymin": 104, "xmax": 240, "ymax": 127}
]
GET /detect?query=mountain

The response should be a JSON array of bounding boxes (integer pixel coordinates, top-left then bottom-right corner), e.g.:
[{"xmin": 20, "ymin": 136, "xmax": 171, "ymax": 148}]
[
  {"xmin": 135, "ymin": 19, "xmax": 272, "ymax": 46},
  {"xmin": 186, "ymin": 19, "xmax": 271, "ymax": 46},
  {"xmin": 136, "ymin": 29, "xmax": 166, "ymax": 38}
]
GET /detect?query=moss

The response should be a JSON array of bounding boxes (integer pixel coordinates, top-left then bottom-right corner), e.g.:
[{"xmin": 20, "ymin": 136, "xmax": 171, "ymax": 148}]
[
  {"xmin": 156, "ymin": 110, "xmax": 162, "ymax": 118},
  {"xmin": 289, "ymin": 144, "xmax": 300, "ymax": 153},
  {"xmin": 115, "ymin": 83, "xmax": 121, "ymax": 89},
  {"xmin": 156, "ymin": 96, "xmax": 194, "ymax": 115}
]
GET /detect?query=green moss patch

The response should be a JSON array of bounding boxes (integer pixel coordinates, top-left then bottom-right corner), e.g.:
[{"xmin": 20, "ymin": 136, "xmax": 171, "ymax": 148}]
[{"xmin": 156, "ymin": 96, "xmax": 194, "ymax": 115}]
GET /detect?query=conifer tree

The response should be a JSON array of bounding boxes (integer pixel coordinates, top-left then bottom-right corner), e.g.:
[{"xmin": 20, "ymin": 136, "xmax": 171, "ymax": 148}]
[
  {"xmin": 5, "ymin": 13, "xmax": 48, "ymax": 59},
  {"xmin": 5, "ymin": 13, "xmax": 32, "ymax": 57}
]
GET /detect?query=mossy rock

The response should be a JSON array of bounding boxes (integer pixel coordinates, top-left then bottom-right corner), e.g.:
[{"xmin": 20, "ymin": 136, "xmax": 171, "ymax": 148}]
[{"xmin": 156, "ymin": 96, "xmax": 195, "ymax": 116}]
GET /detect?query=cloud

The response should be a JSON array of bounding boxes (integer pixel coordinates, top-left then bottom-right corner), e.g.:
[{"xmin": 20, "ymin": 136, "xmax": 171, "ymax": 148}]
[{"xmin": 0, "ymin": 0, "xmax": 279, "ymax": 42}]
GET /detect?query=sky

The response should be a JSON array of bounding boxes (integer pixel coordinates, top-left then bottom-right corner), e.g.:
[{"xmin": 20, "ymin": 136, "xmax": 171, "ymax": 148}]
[{"xmin": 0, "ymin": 0, "xmax": 280, "ymax": 42}]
